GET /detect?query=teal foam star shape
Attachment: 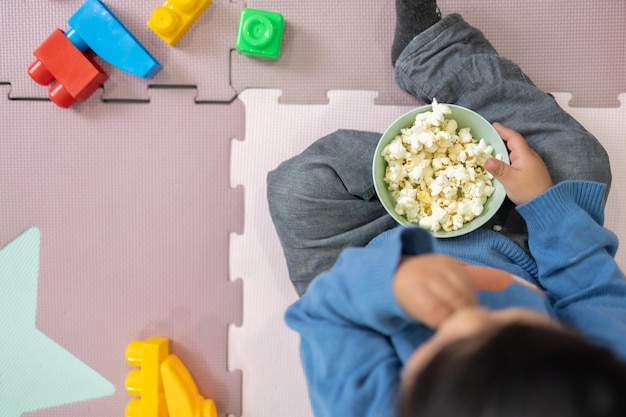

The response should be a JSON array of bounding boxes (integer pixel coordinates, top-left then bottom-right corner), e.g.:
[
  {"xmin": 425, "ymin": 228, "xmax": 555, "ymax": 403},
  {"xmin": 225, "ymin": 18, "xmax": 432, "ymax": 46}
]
[{"xmin": 0, "ymin": 227, "xmax": 115, "ymax": 416}]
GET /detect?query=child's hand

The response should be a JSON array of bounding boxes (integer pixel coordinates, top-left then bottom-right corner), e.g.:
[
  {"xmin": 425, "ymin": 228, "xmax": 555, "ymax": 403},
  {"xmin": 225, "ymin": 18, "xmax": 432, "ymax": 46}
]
[
  {"xmin": 393, "ymin": 254, "xmax": 477, "ymax": 329},
  {"xmin": 484, "ymin": 123, "xmax": 553, "ymax": 205}
]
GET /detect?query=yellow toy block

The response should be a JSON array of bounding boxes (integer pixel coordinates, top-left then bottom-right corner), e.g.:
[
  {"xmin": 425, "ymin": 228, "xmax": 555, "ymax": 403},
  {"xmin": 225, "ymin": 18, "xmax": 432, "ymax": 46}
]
[
  {"xmin": 148, "ymin": 0, "xmax": 212, "ymax": 45},
  {"xmin": 161, "ymin": 354, "xmax": 218, "ymax": 417},
  {"xmin": 125, "ymin": 337, "xmax": 170, "ymax": 417}
]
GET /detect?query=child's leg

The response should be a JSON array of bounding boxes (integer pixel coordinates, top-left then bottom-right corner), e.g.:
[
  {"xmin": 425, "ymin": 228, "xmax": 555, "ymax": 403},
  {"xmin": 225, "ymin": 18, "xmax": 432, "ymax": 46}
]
[
  {"xmin": 267, "ymin": 129, "xmax": 398, "ymax": 296},
  {"xmin": 392, "ymin": 0, "xmax": 441, "ymax": 65},
  {"xmin": 394, "ymin": 14, "xmax": 611, "ymax": 250},
  {"xmin": 394, "ymin": 14, "xmax": 611, "ymax": 191}
]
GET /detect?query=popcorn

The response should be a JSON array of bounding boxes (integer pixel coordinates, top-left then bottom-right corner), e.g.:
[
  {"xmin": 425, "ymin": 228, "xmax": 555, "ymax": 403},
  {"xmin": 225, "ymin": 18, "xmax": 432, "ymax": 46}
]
[{"xmin": 381, "ymin": 100, "xmax": 500, "ymax": 232}]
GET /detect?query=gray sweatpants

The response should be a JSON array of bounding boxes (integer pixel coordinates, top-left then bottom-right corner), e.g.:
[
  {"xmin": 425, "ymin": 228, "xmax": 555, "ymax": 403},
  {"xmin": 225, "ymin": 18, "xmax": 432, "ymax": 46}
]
[{"xmin": 267, "ymin": 14, "xmax": 612, "ymax": 296}]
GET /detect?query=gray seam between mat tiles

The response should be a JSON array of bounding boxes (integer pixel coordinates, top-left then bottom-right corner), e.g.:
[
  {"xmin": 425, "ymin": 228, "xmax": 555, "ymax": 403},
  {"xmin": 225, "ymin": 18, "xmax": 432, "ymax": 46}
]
[
  {"xmin": 230, "ymin": 0, "xmax": 420, "ymax": 106},
  {"xmin": 4, "ymin": 1, "xmax": 625, "ymax": 107},
  {"xmin": 2, "ymin": 0, "xmax": 240, "ymax": 102}
]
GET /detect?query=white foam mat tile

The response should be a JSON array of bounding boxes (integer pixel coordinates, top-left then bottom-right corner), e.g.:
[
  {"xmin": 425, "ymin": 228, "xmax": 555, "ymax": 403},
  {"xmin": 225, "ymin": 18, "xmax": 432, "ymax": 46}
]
[
  {"xmin": 230, "ymin": 89, "xmax": 626, "ymax": 417},
  {"xmin": 230, "ymin": 89, "xmax": 413, "ymax": 417},
  {"xmin": 552, "ymin": 92, "xmax": 626, "ymax": 270}
]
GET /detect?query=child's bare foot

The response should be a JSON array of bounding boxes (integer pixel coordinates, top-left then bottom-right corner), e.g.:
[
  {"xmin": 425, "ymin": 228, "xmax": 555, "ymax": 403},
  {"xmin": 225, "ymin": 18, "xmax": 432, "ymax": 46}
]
[{"xmin": 392, "ymin": 0, "xmax": 441, "ymax": 66}]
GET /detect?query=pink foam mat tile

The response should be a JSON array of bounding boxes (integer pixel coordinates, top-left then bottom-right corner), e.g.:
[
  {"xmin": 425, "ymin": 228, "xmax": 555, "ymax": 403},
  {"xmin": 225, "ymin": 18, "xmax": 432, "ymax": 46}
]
[
  {"xmin": 553, "ymin": 93, "xmax": 626, "ymax": 269},
  {"xmin": 438, "ymin": 0, "xmax": 626, "ymax": 107},
  {"xmin": 2, "ymin": 0, "xmax": 240, "ymax": 102},
  {"xmin": 0, "ymin": 85, "xmax": 244, "ymax": 417},
  {"xmin": 231, "ymin": 1, "xmax": 625, "ymax": 108},
  {"xmin": 230, "ymin": 0, "xmax": 420, "ymax": 106}
]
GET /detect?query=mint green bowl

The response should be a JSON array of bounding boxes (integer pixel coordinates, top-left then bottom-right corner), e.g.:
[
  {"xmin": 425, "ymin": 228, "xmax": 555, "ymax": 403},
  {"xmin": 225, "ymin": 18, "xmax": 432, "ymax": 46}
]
[{"xmin": 372, "ymin": 104, "xmax": 510, "ymax": 238}]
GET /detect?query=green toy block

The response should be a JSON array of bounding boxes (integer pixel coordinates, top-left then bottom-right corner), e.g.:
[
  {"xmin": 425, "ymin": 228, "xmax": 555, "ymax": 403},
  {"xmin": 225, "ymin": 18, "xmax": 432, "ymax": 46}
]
[{"xmin": 236, "ymin": 8, "xmax": 284, "ymax": 60}]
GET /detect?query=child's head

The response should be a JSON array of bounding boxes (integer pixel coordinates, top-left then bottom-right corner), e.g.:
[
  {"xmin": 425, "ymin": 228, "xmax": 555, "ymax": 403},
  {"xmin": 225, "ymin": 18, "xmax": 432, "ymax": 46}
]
[{"xmin": 398, "ymin": 309, "xmax": 626, "ymax": 417}]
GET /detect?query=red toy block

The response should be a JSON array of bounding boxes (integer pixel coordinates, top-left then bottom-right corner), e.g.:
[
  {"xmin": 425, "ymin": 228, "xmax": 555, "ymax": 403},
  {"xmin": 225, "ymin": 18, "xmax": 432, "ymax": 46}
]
[{"xmin": 28, "ymin": 29, "xmax": 108, "ymax": 108}]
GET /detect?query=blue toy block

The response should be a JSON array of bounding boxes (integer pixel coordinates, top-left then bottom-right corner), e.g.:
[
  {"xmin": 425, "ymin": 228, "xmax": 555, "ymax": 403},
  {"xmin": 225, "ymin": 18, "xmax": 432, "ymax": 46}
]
[{"xmin": 67, "ymin": 0, "xmax": 162, "ymax": 79}]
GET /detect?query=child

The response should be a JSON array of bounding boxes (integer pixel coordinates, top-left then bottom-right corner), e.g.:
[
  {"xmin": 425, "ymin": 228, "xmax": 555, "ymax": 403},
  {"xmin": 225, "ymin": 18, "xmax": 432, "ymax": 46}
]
[{"xmin": 267, "ymin": 3, "xmax": 626, "ymax": 417}]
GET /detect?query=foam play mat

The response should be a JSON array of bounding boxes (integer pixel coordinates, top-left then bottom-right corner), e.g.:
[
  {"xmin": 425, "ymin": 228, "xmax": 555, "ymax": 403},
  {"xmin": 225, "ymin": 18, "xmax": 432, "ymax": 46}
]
[{"xmin": 1, "ymin": 1, "xmax": 625, "ymax": 416}]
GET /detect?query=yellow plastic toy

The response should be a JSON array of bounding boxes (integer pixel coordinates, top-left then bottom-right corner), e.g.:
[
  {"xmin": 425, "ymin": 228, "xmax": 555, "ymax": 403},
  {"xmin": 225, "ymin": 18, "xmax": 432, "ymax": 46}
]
[
  {"xmin": 125, "ymin": 337, "xmax": 170, "ymax": 417},
  {"xmin": 148, "ymin": 0, "xmax": 212, "ymax": 45},
  {"xmin": 160, "ymin": 354, "xmax": 218, "ymax": 417},
  {"xmin": 125, "ymin": 337, "xmax": 218, "ymax": 417}
]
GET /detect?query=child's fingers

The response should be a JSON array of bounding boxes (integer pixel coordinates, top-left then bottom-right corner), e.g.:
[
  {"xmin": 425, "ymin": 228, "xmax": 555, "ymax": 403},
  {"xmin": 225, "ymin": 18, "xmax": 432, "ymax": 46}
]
[
  {"xmin": 396, "ymin": 275, "xmax": 453, "ymax": 328},
  {"xmin": 493, "ymin": 123, "xmax": 533, "ymax": 158},
  {"xmin": 393, "ymin": 255, "xmax": 477, "ymax": 328},
  {"xmin": 415, "ymin": 292, "xmax": 455, "ymax": 328},
  {"xmin": 438, "ymin": 258, "xmax": 478, "ymax": 306},
  {"xmin": 488, "ymin": 123, "xmax": 553, "ymax": 205},
  {"xmin": 493, "ymin": 122, "xmax": 521, "ymax": 143},
  {"xmin": 493, "ymin": 123, "xmax": 549, "ymax": 168},
  {"xmin": 484, "ymin": 157, "xmax": 509, "ymax": 180},
  {"xmin": 426, "ymin": 275, "xmax": 474, "ymax": 312}
]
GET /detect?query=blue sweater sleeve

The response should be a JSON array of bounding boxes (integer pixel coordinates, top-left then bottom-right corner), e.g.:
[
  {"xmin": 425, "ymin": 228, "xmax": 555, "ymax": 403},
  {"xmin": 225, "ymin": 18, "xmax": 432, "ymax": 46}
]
[
  {"xmin": 518, "ymin": 180, "xmax": 626, "ymax": 359},
  {"xmin": 284, "ymin": 227, "xmax": 435, "ymax": 417}
]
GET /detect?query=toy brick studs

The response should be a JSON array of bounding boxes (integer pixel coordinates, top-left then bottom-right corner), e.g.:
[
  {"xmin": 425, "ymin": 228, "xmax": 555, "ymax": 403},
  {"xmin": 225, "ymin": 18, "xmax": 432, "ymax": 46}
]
[
  {"xmin": 236, "ymin": 8, "xmax": 285, "ymax": 60},
  {"xmin": 148, "ymin": 0, "xmax": 212, "ymax": 46},
  {"xmin": 125, "ymin": 337, "xmax": 170, "ymax": 417}
]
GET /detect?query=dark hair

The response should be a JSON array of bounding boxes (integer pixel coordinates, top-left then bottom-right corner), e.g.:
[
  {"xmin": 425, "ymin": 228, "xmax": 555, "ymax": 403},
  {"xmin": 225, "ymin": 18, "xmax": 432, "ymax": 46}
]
[{"xmin": 397, "ymin": 323, "xmax": 626, "ymax": 417}]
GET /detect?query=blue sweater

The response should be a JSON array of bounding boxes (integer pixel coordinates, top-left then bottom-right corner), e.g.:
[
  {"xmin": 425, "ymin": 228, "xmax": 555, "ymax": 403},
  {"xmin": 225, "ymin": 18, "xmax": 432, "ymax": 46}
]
[{"xmin": 285, "ymin": 180, "xmax": 626, "ymax": 417}]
